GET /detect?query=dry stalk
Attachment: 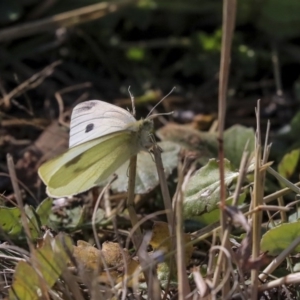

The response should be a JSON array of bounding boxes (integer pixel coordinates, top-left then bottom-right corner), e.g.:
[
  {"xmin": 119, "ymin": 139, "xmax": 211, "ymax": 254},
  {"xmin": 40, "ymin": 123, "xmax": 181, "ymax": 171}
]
[
  {"xmin": 7, "ymin": 154, "xmax": 49, "ymax": 299},
  {"xmin": 174, "ymin": 160, "xmax": 191, "ymax": 298},
  {"xmin": 0, "ymin": 0, "xmax": 137, "ymax": 42},
  {"xmin": 213, "ymin": 0, "xmax": 236, "ymax": 295}
]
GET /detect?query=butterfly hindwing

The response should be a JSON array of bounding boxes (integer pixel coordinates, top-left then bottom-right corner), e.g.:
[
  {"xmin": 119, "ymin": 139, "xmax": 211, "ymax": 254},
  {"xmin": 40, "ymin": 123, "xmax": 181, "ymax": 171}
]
[
  {"xmin": 38, "ymin": 133, "xmax": 116, "ymax": 184},
  {"xmin": 44, "ymin": 131, "xmax": 139, "ymax": 197}
]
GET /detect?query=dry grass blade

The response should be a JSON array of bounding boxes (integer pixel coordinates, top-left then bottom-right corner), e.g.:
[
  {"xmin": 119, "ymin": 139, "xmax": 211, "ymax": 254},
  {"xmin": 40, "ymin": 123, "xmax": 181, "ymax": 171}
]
[
  {"xmin": 91, "ymin": 180, "xmax": 118, "ymax": 296},
  {"xmin": 192, "ymin": 267, "xmax": 208, "ymax": 298},
  {"xmin": 6, "ymin": 154, "xmax": 34, "ymax": 254},
  {"xmin": 126, "ymin": 155, "xmax": 160, "ymax": 293},
  {"xmin": 267, "ymin": 166, "xmax": 300, "ymax": 194},
  {"xmin": 126, "ymin": 155, "xmax": 142, "ymax": 245},
  {"xmin": 153, "ymin": 144, "xmax": 173, "ymax": 231},
  {"xmin": 174, "ymin": 160, "xmax": 190, "ymax": 298},
  {"xmin": 250, "ymin": 100, "xmax": 267, "ymax": 298},
  {"xmin": 6, "ymin": 154, "xmax": 50, "ymax": 299},
  {"xmin": 258, "ymin": 273, "xmax": 300, "ymax": 292},
  {"xmin": 213, "ymin": 0, "xmax": 236, "ymax": 294}
]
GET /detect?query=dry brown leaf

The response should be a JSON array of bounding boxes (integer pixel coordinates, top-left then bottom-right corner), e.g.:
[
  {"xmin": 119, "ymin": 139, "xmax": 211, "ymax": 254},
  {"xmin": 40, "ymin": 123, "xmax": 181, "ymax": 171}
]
[
  {"xmin": 73, "ymin": 240, "xmax": 102, "ymax": 271},
  {"xmin": 102, "ymin": 241, "xmax": 131, "ymax": 267},
  {"xmin": 73, "ymin": 240, "xmax": 142, "ymax": 287}
]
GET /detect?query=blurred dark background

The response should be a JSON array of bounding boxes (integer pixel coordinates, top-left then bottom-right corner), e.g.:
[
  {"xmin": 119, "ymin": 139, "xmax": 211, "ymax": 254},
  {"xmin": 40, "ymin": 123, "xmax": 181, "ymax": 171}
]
[{"xmin": 1, "ymin": 0, "xmax": 300, "ymax": 171}]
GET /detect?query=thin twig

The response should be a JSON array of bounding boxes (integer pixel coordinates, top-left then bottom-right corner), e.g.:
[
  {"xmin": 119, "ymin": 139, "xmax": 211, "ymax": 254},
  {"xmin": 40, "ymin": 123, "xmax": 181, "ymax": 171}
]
[
  {"xmin": 153, "ymin": 144, "xmax": 173, "ymax": 230},
  {"xmin": 55, "ymin": 82, "xmax": 92, "ymax": 127},
  {"xmin": 251, "ymin": 101, "xmax": 263, "ymax": 298},
  {"xmin": 259, "ymin": 236, "xmax": 300, "ymax": 282},
  {"xmin": 91, "ymin": 181, "xmax": 118, "ymax": 293},
  {"xmin": 0, "ymin": 0, "xmax": 137, "ymax": 42},
  {"xmin": 126, "ymin": 155, "xmax": 156, "ymax": 290},
  {"xmin": 258, "ymin": 273, "xmax": 300, "ymax": 292},
  {"xmin": 0, "ymin": 61, "xmax": 62, "ymax": 107}
]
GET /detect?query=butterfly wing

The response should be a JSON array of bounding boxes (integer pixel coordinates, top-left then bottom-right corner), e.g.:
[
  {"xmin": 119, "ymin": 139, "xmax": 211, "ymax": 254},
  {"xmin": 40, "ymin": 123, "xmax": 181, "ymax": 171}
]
[
  {"xmin": 38, "ymin": 131, "xmax": 139, "ymax": 197},
  {"xmin": 69, "ymin": 100, "xmax": 136, "ymax": 148}
]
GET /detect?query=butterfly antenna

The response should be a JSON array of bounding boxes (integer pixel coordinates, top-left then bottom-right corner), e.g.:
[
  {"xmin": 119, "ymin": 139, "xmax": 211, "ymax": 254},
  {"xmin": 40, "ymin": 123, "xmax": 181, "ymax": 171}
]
[
  {"xmin": 147, "ymin": 86, "xmax": 176, "ymax": 118},
  {"xmin": 128, "ymin": 86, "xmax": 136, "ymax": 117}
]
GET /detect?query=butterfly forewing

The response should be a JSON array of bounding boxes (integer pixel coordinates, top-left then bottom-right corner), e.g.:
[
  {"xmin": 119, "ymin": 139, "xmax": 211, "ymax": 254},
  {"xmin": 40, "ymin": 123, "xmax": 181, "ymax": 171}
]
[{"xmin": 69, "ymin": 100, "xmax": 136, "ymax": 148}]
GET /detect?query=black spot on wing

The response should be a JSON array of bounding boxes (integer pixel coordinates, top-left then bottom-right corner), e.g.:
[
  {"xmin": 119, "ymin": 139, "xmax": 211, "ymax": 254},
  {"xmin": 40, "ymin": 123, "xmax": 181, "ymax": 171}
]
[
  {"xmin": 85, "ymin": 123, "xmax": 94, "ymax": 133},
  {"xmin": 75, "ymin": 101, "xmax": 98, "ymax": 113}
]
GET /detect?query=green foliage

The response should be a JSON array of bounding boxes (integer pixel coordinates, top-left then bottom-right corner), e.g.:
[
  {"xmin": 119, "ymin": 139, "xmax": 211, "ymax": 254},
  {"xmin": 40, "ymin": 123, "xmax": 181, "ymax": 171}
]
[
  {"xmin": 278, "ymin": 149, "xmax": 300, "ymax": 186},
  {"xmin": 48, "ymin": 205, "xmax": 107, "ymax": 231},
  {"xmin": 157, "ymin": 124, "xmax": 254, "ymax": 169},
  {"xmin": 194, "ymin": 191, "xmax": 246, "ymax": 226},
  {"xmin": 183, "ymin": 159, "xmax": 240, "ymax": 219},
  {"xmin": 9, "ymin": 233, "xmax": 73, "ymax": 300},
  {"xmin": 0, "ymin": 197, "xmax": 107, "ymax": 241},
  {"xmin": 224, "ymin": 125, "xmax": 255, "ymax": 169},
  {"xmin": 126, "ymin": 47, "xmax": 146, "ymax": 61},
  {"xmin": 0, "ymin": 198, "xmax": 53, "ymax": 240},
  {"xmin": 0, "ymin": 207, "xmax": 22, "ymax": 238},
  {"xmin": 261, "ymin": 222, "xmax": 300, "ymax": 256},
  {"xmin": 35, "ymin": 198, "xmax": 53, "ymax": 226},
  {"xmin": 197, "ymin": 30, "xmax": 222, "ymax": 52},
  {"xmin": 2, "ymin": 0, "xmax": 300, "ymax": 297},
  {"xmin": 103, "ymin": 141, "xmax": 180, "ymax": 194}
]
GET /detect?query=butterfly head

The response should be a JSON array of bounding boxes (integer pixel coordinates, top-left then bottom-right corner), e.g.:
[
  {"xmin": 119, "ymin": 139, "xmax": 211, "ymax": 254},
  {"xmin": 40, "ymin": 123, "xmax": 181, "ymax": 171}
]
[{"xmin": 137, "ymin": 118, "xmax": 154, "ymax": 150}]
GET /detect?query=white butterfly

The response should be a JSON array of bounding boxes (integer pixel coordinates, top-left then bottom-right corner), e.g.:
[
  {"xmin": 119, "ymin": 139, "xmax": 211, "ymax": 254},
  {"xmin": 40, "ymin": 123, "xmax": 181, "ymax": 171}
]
[{"xmin": 38, "ymin": 100, "xmax": 153, "ymax": 197}]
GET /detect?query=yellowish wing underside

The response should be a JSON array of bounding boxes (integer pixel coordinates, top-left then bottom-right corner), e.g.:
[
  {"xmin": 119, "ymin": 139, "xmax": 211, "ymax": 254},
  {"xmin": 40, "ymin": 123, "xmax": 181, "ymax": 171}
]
[{"xmin": 38, "ymin": 131, "xmax": 138, "ymax": 197}]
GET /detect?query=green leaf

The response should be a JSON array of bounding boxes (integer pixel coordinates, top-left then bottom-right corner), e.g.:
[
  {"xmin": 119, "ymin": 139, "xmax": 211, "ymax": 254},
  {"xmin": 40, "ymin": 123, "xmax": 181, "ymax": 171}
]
[
  {"xmin": 195, "ymin": 191, "xmax": 247, "ymax": 225},
  {"xmin": 278, "ymin": 149, "xmax": 300, "ymax": 183},
  {"xmin": 9, "ymin": 233, "xmax": 73, "ymax": 300},
  {"xmin": 36, "ymin": 233, "xmax": 73, "ymax": 287},
  {"xmin": 36, "ymin": 198, "xmax": 53, "ymax": 226},
  {"xmin": 261, "ymin": 222, "xmax": 300, "ymax": 256},
  {"xmin": 156, "ymin": 124, "xmax": 218, "ymax": 164},
  {"xmin": 224, "ymin": 125, "xmax": 255, "ymax": 169},
  {"xmin": 106, "ymin": 141, "xmax": 180, "ymax": 194},
  {"xmin": 24, "ymin": 206, "xmax": 40, "ymax": 240},
  {"xmin": 49, "ymin": 206, "xmax": 85, "ymax": 230},
  {"xmin": 0, "ymin": 207, "xmax": 22, "ymax": 237},
  {"xmin": 84, "ymin": 208, "xmax": 108, "ymax": 227},
  {"xmin": 8, "ymin": 260, "xmax": 39, "ymax": 300},
  {"xmin": 183, "ymin": 159, "xmax": 239, "ymax": 219},
  {"xmin": 157, "ymin": 124, "xmax": 255, "ymax": 169},
  {"xmin": 126, "ymin": 47, "xmax": 146, "ymax": 61},
  {"xmin": 0, "ymin": 205, "xmax": 42, "ymax": 240}
]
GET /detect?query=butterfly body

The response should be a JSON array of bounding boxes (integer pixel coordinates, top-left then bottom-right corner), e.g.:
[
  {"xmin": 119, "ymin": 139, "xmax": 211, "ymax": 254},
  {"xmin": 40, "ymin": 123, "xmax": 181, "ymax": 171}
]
[{"xmin": 38, "ymin": 100, "xmax": 153, "ymax": 197}]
